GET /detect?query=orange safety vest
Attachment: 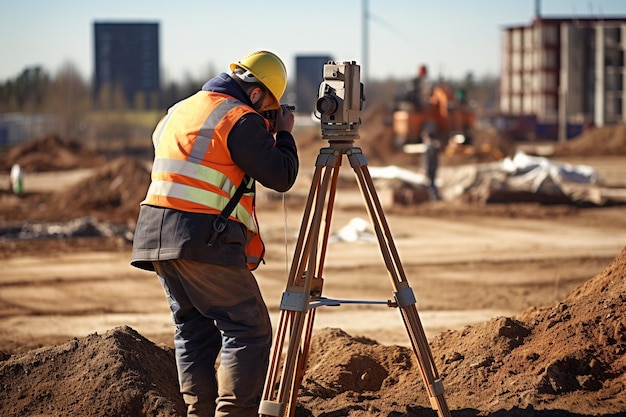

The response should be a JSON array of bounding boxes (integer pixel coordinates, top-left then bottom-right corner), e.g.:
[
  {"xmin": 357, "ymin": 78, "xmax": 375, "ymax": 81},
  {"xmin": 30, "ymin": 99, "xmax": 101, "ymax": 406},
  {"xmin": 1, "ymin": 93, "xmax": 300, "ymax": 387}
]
[{"xmin": 142, "ymin": 91, "xmax": 269, "ymax": 270}]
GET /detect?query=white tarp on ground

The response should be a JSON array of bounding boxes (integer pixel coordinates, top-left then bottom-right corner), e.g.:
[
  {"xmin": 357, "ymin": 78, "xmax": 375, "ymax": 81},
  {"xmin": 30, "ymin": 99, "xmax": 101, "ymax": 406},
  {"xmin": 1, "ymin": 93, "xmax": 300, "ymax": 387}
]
[
  {"xmin": 329, "ymin": 217, "xmax": 377, "ymax": 243},
  {"xmin": 500, "ymin": 151, "xmax": 597, "ymax": 193},
  {"xmin": 368, "ymin": 165, "xmax": 428, "ymax": 187},
  {"xmin": 369, "ymin": 152, "xmax": 624, "ymax": 206}
]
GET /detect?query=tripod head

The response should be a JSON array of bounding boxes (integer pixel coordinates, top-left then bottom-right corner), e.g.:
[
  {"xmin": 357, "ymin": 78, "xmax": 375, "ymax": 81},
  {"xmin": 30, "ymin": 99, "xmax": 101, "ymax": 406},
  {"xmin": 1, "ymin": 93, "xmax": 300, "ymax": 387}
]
[{"xmin": 315, "ymin": 61, "xmax": 364, "ymax": 142}]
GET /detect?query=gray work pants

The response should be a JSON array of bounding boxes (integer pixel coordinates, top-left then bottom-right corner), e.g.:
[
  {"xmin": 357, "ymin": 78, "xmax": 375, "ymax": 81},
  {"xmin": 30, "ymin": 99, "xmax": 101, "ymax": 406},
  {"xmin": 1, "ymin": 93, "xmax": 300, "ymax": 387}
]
[{"xmin": 154, "ymin": 259, "xmax": 272, "ymax": 417}]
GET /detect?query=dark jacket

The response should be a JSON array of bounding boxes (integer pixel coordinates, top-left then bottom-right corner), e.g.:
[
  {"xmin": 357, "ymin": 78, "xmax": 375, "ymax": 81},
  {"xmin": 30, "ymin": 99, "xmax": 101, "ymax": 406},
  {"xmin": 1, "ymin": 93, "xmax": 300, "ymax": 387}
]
[{"xmin": 130, "ymin": 73, "xmax": 298, "ymax": 271}]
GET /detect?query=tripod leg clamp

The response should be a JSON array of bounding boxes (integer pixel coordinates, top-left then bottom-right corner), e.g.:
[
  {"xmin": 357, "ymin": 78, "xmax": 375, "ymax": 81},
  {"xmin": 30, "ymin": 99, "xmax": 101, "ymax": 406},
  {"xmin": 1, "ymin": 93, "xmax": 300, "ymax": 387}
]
[
  {"xmin": 430, "ymin": 378, "xmax": 445, "ymax": 396},
  {"xmin": 258, "ymin": 400, "xmax": 282, "ymax": 416},
  {"xmin": 428, "ymin": 378, "xmax": 446, "ymax": 410},
  {"xmin": 347, "ymin": 148, "xmax": 368, "ymax": 167},
  {"xmin": 394, "ymin": 287, "xmax": 416, "ymax": 308},
  {"xmin": 280, "ymin": 292, "xmax": 310, "ymax": 312}
]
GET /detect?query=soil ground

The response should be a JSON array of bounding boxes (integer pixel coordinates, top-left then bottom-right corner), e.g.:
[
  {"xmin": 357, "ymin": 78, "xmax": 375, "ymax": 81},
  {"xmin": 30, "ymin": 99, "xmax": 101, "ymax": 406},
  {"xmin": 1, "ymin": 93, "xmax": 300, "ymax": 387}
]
[{"xmin": 0, "ymin": 118, "xmax": 625, "ymax": 416}]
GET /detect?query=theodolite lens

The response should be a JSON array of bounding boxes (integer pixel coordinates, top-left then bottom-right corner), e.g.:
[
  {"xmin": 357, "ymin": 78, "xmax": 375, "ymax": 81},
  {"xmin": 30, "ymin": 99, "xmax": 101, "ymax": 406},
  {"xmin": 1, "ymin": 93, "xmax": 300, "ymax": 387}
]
[{"xmin": 316, "ymin": 95, "xmax": 338, "ymax": 115}]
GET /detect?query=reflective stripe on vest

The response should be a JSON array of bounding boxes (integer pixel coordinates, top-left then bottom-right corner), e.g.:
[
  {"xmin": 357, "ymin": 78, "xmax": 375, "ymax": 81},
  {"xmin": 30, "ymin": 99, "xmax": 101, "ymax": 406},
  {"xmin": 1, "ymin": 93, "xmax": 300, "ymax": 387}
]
[
  {"xmin": 152, "ymin": 157, "xmax": 236, "ymax": 194},
  {"xmin": 142, "ymin": 92, "xmax": 261, "ymax": 233},
  {"xmin": 152, "ymin": 97, "xmax": 239, "ymax": 152},
  {"xmin": 145, "ymin": 179, "xmax": 257, "ymax": 233}
]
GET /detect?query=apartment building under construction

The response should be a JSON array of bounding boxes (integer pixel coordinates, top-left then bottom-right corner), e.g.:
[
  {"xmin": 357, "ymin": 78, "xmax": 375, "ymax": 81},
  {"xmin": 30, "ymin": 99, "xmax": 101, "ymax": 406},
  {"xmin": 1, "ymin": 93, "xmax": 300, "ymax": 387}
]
[{"xmin": 500, "ymin": 13, "xmax": 626, "ymax": 141}]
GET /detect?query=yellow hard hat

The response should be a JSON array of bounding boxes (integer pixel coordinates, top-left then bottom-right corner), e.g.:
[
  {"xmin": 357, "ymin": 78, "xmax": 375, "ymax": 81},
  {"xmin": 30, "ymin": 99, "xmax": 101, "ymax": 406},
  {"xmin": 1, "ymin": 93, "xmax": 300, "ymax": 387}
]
[{"xmin": 230, "ymin": 50, "xmax": 287, "ymax": 109}]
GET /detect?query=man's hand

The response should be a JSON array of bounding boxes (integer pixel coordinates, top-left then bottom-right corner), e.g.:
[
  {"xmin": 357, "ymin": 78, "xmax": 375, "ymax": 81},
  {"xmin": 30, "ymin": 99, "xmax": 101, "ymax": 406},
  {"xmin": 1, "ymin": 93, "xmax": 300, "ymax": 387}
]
[{"xmin": 275, "ymin": 104, "xmax": 295, "ymax": 133}]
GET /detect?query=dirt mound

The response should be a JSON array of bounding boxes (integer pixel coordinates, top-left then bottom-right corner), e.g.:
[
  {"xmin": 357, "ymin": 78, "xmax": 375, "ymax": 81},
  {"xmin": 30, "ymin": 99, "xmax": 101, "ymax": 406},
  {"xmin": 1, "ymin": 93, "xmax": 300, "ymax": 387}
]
[
  {"xmin": 298, "ymin": 328, "xmax": 428, "ymax": 415},
  {"xmin": 429, "ymin": 245, "xmax": 626, "ymax": 415},
  {"xmin": 0, "ymin": 251, "xmax": 624, "ymax": 416},
  {"xmin": 0, "ymin": 156, "xmax": 150, "ymax": 224},
  {"xmin": 48, "ymin": 156, "xmax": 150, "ymax": 223},
  {"xmin": 297, "ymin": 247, "xmax": 626, "ymax": 416},
  {"xmin": 0, "ymin": 326, "xmax": 184, "ymax": 417},
  {"xmin": 554, "ymin": 123, "xmax": 626, "ymax": 156},
  {"xmin": 0, "ymin": 134, "xmax": 105, "ymax": 172}
]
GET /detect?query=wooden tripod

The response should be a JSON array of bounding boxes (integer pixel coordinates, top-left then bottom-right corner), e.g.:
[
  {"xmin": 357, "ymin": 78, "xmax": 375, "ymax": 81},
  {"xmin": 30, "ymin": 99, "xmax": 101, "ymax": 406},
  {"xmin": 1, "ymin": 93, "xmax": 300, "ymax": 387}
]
[{"xmin": 258, "ymin": 140, "xmax": 451, "ymax": 417}]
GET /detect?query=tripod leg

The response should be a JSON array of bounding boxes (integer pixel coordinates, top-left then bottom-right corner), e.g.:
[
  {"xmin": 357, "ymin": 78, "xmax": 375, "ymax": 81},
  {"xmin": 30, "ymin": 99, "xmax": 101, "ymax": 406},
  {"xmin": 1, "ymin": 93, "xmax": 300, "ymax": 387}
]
[
  {"xmin": 261, "ymin": 145, "xmax": 450, "ymax": 417},
  {"xmin": 347, "ymin": 148, "xmax": 452, "ymax": 417},
  {"xmin": 286, "ymin": 305, "xmax": 317, "ymax": 414},
  {"xmin": 285, "ymin": 161, "xmax": 343, "ymax": 413},
  {"xmin": 259, "ymin": 149, "xmax": 341, "ymax": 417}
]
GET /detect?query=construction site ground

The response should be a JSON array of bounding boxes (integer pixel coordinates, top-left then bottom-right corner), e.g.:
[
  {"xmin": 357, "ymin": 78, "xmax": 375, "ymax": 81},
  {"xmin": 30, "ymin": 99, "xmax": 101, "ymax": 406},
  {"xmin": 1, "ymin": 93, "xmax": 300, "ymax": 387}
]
[{"xmin": 0, "ymin": 116, "xmax": 625, "ymax": 416}]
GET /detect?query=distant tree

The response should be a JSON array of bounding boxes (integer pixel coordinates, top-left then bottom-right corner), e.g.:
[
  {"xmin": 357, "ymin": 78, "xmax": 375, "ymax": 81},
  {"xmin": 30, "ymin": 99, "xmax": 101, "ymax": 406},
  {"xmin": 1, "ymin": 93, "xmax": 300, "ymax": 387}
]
[
  {"xmin": 0, "ymin": 80, "xmax": 18, "ymax": 112},
  {"xmin": 464, "ymin": 72, "xmax": 475, "ymax": 90},
  {"xmin": 133, "ymin": 90, "xmax": 146, "ymax": 111},
  {"xmin": 198, "ymin": 62, "xmax": 217, "ymax": 84},
  {"xmin": 149, "ymin": 91, "xmax": 160, "ymax": 110},
  {"xmin": 471, "ymin": 74, "xmax": 500, "ymax": 115},
  {"xmin": 96, "ymin": 84, "xmax": 113, "ymax": 111},
  {"xmin": 12, "ymin": 66, "xmax": 50, "ymax": 112},
  {"xmin": 159, "ymin": 75, "xmax": 202, "ymax": 109},
  {"xmin": 112, "ymin": 84, "xmax": 127, "ymax": 111},
  {"xmin": 160, "ymin": 81, "xmax": 179, "ymax": 109},
  {"xmin": 47, "ymin": 62, "xmax": 91, "ymax": 139},
  {"xmin": 363, "ymin": 78, "xmax": 399, "ymax": 109},
  {"xmin": 179, "ymin": 73, "xmax": 202, "ymax": 101}
]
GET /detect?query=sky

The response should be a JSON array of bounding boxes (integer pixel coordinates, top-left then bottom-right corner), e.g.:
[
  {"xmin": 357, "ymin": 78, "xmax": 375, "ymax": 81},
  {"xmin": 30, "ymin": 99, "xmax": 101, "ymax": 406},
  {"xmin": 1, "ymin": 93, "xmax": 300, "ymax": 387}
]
[{"xmin": 1, "ymin": 0, "xmax": 626, "ymax": 84}]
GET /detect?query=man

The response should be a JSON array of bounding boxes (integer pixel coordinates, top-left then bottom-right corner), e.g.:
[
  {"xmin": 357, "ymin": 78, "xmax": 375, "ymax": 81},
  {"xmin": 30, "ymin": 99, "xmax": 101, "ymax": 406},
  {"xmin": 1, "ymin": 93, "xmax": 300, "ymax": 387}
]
[
  {"xmin": 421, "ymin": 129, "xmax": 440, "ymax": 201},
  {"xmin": 131, "ymin": 50, "xmax": 299, "ymax": 417}
]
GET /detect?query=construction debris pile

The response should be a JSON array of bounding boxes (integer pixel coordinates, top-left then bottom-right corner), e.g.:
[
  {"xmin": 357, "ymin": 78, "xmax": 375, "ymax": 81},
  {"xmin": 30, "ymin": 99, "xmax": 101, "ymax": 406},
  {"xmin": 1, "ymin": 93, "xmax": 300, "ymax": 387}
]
[
  {"xmin": 438, "ymin": 151, "xmax": 614, "ymax": 206},
  {"xmin": 0, "ymin": 216, "xmax": 132, "ymax": 242},
  {"xmin": 366, "ymin": 122, "xmax": 626, "ymax": 207},
  {"xmin": 0, "ymin": 248, "xmax": 624, "ymax": 417}
]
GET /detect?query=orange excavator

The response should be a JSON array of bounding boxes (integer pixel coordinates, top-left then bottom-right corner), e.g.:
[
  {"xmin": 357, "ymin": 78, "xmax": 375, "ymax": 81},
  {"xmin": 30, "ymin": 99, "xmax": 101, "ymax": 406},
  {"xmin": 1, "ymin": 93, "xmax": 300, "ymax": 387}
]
[{"xmin": 392, "ymin": 65, "xmax": 476, "ymax": 156}]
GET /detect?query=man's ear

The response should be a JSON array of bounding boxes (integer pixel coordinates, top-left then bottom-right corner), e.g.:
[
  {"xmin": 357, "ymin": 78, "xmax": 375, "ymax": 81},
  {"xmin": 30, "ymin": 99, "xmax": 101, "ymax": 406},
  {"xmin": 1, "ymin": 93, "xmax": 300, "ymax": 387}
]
[{"xmin": 249, "ymin": 87, "xmax": 262, "ymax": 103}]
